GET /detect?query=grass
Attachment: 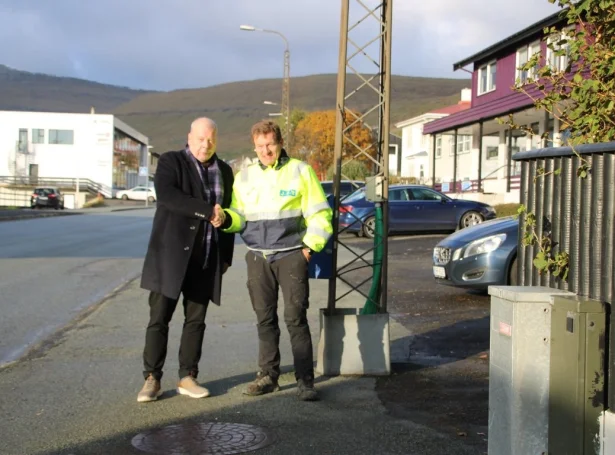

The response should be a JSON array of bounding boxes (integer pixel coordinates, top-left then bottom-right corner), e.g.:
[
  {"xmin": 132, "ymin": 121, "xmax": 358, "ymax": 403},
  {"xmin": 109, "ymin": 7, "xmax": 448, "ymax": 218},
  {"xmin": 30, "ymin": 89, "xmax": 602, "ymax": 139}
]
[{"xmin": 494, "ymin": 203, "xmax": 520, "ymax": 218}]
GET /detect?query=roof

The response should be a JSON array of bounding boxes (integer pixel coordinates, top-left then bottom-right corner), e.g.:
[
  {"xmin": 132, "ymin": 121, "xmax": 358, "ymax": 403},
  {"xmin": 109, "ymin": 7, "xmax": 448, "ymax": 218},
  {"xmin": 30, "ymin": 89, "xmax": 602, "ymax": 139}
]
[
  {"xmin": 453, "ymin": 9, "xmax": 566, "ymax": 70},
  {"xmin": 430, "ymin": 101, "xmax": 471, "ymax": 115}
]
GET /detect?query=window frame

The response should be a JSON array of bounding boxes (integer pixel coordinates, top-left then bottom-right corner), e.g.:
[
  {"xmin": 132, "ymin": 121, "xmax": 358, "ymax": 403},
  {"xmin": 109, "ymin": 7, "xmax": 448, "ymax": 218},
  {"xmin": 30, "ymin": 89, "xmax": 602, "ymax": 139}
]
[
  {"xmin": 32, "ymin": 128, "xmax": 45, "ymax": 144},
  {"xmin": 48, "ymin": 129, "xmax": 74, "ymax": 145},
  {"xmin": 452, "ymin": 135, "xmax": 472, "ymax": 155},
  {"xmin": 477, "ymin": 60, "xmax": 497, "ymax": 95},
  {"xmin": 546, "ymin": 27, "xmax": 573, "ymax": 73},
  {"xmin": 435, "ymin": 135, "xmax": 442, "ymax": 159}
]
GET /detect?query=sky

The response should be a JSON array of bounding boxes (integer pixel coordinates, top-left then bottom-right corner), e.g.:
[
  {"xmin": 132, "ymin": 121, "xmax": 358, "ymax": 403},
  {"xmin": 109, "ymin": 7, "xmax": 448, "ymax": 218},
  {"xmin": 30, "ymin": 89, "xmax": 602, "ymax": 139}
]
[{"xmin": 0, "ymin": 0, "xmax": 562, "ymax": 92}]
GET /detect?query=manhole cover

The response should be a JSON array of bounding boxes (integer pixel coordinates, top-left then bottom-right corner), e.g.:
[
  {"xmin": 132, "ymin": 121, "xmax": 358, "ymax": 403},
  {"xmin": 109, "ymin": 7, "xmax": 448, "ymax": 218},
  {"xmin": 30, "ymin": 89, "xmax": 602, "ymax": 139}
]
[{"xmin": 131, "ymin": 422, "xmax": 276, "ymax": 454}]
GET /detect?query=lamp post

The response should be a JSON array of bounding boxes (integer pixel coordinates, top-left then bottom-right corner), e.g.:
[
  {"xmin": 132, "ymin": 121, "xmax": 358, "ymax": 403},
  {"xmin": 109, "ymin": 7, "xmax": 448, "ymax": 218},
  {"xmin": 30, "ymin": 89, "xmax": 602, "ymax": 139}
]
[{"xmin": 240, "ymin": 25, "xmax": 291, "ymax": 148}]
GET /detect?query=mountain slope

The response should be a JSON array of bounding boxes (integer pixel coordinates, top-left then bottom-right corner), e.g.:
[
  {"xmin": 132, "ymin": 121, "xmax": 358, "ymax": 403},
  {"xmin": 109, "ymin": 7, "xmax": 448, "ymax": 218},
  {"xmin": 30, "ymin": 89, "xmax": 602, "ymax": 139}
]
[
  {"xmin": 0, "ymin": 65, "xmax": 470, "ymax": 160},
  {"xmin": 0, "ymin": 65, "xmax": 153, "ymax": 113},
  {"xmin": 113, "ymin": 74, "xmax": 470, "ymax": 157}
]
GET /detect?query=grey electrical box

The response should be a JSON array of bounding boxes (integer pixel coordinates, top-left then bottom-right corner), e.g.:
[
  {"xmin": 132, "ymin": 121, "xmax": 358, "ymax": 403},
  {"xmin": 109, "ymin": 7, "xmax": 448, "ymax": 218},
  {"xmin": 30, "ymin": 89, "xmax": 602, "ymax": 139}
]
[
  {"xmin": 548, "ymin": 295, "xmax": 605, "ymax": 455},
  {"xmin": 365, "ymin": 176, "xmax": 385, "ymax": 202},
  {"xmin": 488, "ymin": 286, "xmax": 574, "ymax": 455}
]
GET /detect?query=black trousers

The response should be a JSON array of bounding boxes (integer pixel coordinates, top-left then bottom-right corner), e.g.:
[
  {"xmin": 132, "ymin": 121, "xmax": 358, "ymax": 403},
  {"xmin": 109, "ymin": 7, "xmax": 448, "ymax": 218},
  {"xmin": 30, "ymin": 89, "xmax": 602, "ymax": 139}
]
[
  {"xmin": 245, "ymin": 249, "xmax": 313, "ymax": 381},
  {"xmin": 142, "ymin": 291, "xmax": 209, "ymax": 380}
]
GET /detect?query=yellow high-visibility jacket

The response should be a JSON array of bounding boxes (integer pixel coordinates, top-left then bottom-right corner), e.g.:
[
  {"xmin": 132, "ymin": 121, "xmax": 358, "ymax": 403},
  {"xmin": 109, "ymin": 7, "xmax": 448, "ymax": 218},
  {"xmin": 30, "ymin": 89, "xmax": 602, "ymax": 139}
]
[{"xmin": 222, "ymin": 152, "xmax": 333, "ymax": 256}]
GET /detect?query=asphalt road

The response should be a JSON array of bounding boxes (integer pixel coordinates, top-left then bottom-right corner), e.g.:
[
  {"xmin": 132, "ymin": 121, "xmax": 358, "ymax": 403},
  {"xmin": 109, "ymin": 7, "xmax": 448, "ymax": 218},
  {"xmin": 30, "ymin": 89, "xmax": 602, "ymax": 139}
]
[{"xmin": 0, "ymin": 209, "xmax": 154, "ymax": 367}]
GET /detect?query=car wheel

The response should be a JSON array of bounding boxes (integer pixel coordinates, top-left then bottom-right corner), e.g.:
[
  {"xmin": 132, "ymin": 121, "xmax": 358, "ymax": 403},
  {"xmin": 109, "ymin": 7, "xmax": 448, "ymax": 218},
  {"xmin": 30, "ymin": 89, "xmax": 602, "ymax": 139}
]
[
  {"xmin": 459, "ymin": 211, "xmax": 484, "ymax": 229},
  {"xmin": 363, "ymin": 216, "xmax": 376, "ymax": 239},
  {"xmin": 509, "ymin": 257, "xmax": 518, "ymax": 286},
  {"xmin": 147, "ymin": 196, "xmax": 155, "ymax": 203},
  {"xmin": 121, "ymin": 194, "xmax": 129, "ymax": 200}
]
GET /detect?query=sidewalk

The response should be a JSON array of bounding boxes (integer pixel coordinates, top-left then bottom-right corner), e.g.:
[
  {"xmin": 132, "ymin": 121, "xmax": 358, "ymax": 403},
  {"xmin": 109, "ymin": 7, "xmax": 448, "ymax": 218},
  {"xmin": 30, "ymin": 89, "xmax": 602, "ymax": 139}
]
[{"xmin": 0, "ymin": 245, "xmax": 478, "ymax": 455}]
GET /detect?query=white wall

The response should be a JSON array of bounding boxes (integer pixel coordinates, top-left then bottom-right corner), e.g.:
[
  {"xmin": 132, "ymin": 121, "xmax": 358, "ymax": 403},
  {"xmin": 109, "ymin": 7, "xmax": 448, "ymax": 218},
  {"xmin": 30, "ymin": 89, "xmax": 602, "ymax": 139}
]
[
  {"xmin": 0, "ymin": 111, "xmax": 116, "ymax": 191},
  {"xmin": 434, "ymin": 134, "xmax": 501, "ymax": 184}
]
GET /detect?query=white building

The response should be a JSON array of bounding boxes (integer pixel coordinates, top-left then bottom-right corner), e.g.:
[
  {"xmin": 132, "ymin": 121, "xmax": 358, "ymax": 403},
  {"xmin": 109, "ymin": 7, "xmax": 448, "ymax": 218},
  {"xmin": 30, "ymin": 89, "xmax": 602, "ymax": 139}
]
[
  {"xmin": 395, "ymin": 89, "xmax": 472, "ymax": 183},
  {"xmin": 394, "ymin": 89, "xmax": 501, "ymax": 202},
  {"xmin": 0, "ymin": 110, "xmax": 149, "ymax": 198}
]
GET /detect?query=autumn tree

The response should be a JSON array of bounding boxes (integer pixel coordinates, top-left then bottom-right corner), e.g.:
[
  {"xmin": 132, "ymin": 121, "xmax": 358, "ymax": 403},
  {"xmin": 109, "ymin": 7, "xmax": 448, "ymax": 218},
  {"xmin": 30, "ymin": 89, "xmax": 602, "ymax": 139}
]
[{"xmin": 291, "ymin": 109, "xmax": 375, "ymax": 177}]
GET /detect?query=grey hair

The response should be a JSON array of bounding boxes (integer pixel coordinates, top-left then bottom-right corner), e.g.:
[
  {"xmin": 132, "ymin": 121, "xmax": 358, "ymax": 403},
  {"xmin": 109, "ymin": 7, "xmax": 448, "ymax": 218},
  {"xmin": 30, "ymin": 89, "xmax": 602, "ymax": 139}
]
[{"xmin": 190, "ymin": 117, "xmax": 217, "ymax": 133}]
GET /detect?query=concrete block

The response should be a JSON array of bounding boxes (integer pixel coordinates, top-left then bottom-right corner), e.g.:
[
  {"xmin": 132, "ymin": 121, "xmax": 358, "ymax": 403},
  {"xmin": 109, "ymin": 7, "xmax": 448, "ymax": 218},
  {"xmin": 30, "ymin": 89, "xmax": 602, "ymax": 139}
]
[{"xmin": 316, "ymin": 308, "xmax": 390, "ymax": 376}]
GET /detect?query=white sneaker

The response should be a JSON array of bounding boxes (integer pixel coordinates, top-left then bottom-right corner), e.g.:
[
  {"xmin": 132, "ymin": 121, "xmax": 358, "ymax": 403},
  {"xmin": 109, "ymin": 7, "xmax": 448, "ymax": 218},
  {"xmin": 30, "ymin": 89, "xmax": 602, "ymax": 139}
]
[{"xmin": 177, "ymin": 375, "xmax": 210, "ymax": 398}]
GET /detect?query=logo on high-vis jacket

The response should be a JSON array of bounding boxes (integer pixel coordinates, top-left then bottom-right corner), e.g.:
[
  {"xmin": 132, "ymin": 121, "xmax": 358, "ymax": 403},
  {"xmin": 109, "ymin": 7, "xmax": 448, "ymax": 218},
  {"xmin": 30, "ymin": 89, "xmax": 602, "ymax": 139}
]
[{"xmin": 279, "ymin": 189, "xmax": 297, "ymax": 197}]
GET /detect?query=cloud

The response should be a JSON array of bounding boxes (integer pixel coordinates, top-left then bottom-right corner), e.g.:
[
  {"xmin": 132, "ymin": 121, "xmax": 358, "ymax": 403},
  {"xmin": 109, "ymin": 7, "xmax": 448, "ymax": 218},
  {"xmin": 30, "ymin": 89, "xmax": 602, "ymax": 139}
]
[{"xmin": 0, "ymin": 0, "xmax": 561, "ymax": 91}]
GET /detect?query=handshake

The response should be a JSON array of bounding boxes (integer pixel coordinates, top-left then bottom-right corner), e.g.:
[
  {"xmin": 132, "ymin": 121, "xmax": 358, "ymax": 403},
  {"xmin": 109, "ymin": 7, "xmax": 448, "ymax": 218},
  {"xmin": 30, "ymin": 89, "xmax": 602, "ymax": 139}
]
[{"xmin": 210, "ymin": 204, "xmax": 226, "ymax": 228}]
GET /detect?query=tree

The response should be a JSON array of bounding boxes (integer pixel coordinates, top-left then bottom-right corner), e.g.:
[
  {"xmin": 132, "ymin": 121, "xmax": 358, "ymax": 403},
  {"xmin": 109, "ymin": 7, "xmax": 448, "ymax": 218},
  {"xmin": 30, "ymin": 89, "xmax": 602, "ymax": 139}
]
[
  {"xmin": 325, "ymin": 160, "xmax": 370, "ymax": 180},
  {"xmin": 515, "ymin": 0, "xmax": 615, "ymax": 146},
  {"xmin": 291, "ymin": 109, "xmax": 375, "ymax": 177},
  {"xmin": 276, "ymin": 108, "xmax": 307, "ymax": 155},
  {"xmin": 510, "ymin": 0, "xmax": 615, "ymax": 280}
]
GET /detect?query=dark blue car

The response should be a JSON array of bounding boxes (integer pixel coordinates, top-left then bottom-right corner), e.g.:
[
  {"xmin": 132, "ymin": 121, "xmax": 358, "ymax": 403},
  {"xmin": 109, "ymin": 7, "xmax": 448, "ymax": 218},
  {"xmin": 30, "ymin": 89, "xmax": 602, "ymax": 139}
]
[
  {"xmin": 432, "ymin": 216, "xmax": 519, "ymax": 290},
  {"xmin": 338, "ymin": 185, "xmax": 496, "ymax": 238}
]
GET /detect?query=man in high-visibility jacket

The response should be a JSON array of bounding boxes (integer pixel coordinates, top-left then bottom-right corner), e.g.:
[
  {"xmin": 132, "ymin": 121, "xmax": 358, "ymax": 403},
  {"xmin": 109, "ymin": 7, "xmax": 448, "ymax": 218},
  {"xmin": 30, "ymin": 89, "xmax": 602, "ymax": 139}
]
[{"xmin": 220, "ymin": 120, "xmax": 332, "ymax": 401}]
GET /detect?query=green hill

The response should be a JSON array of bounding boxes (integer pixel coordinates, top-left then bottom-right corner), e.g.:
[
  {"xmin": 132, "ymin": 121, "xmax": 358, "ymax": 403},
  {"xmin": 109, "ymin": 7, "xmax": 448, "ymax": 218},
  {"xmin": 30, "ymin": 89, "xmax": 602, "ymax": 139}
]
[
  {"xmin": 113, "ymin": 74, "xmax": 470, "ymax": 158},
  {"xmin": 0, "ymin": 65, "xmax": 470, "ymax": 160},
  {"xmin": 0, "ymin": 64, "xmax": 153, "ymax": 112}
]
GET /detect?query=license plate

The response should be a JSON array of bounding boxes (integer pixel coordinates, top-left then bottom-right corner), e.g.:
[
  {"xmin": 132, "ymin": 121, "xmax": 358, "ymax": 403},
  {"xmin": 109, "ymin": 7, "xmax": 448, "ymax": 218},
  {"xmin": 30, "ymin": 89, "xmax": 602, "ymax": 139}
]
[{"xmin": 433, "ymin": 266, "xmax": 446, "ymax": 279}]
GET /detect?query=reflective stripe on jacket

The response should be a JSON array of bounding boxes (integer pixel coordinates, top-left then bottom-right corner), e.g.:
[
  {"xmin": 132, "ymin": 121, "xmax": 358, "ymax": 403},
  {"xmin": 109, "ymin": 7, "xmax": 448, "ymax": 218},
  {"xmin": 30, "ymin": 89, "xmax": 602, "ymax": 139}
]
[{"xmin": 223, "ymin": 153, "xmax": 333, "ymax": 255}]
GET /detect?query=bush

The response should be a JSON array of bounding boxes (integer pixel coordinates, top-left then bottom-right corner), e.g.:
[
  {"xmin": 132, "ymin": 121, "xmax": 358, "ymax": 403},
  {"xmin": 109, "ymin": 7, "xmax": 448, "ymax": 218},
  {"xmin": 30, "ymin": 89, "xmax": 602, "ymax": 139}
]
[
  {"xmin": 493, "ymin": 203, "xmax": 520, "ymax": 218},
  {"xmin": 326, "ymin": 161, "xmax": 370, "ymax": 180}
]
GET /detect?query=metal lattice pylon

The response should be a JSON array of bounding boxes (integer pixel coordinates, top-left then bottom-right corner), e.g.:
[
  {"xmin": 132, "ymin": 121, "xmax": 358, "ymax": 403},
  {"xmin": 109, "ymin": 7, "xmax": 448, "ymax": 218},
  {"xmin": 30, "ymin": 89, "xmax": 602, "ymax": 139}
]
[{"xmin": 328, "ymin": 0, "xmax": 392, "ymax": 313}]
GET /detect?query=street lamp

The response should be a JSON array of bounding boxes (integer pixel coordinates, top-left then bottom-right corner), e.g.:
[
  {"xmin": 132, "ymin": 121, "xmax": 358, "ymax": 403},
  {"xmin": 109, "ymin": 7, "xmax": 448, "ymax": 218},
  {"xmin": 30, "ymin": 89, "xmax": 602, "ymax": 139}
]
[{"xmin": 240, "ymin": 24, "xmax": 291, "ymax": 148}]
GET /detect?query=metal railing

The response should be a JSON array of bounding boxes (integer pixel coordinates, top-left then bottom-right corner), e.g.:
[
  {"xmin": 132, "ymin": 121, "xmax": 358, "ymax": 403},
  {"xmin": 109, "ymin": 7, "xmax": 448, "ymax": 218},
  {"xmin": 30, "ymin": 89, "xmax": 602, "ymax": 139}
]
[{"xmin": 0, "ymin": 176, "xmax": 112, "ymax": 198}]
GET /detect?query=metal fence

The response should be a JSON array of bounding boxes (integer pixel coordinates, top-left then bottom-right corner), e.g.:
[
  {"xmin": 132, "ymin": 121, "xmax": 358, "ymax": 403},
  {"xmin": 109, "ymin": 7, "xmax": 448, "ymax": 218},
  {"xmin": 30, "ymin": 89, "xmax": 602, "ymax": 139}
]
[
  {"xmin": 0, "ymin": 176, "xmax": 112, "ymax": 198},
  {"xmin": 513, "ymin": 141, "xmax": 615, "ymax": 406}
]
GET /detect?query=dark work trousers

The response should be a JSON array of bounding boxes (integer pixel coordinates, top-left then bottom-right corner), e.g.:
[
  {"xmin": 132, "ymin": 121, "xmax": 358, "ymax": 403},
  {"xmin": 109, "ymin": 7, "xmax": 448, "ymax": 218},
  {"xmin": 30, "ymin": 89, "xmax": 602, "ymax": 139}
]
[
  {"xmin": 245, "ymin": 249, "xmax": 313, "ymax": 382},
  {"xmin": 142, "ymin": 233, "xmax": 216, "ymax": 381}
]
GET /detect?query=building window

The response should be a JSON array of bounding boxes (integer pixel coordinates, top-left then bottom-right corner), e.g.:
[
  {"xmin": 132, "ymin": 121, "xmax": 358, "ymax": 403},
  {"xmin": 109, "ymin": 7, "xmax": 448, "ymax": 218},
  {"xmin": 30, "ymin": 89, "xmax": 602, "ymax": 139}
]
[
  {"xmin": 486, "ymin": 146, "xmax": 499, "ymax": 160},
  {"xmin": 454, "ymin": 135, "xmax": 472, "ymax": 155},
  {"xmin": 49, "ymin": 129, "xmax": 74, "ymax": 145},
  {"xmin": 435, "ymin": 135, "xmax": 442, "ymax": 159},
  {"xmin": 516, "ymin": 41, "xmax": 541, "ymax": 84},
  {"xmin": 478, "ymin": 60, "xmax": 497, "ymax": 95},
  {"xmin": 32, "ymin": 129, "xmax": 45, "ymax": 144},
  {"xmin": 547, "ymin": 28, "xmax": 572, "ymax": 72}
]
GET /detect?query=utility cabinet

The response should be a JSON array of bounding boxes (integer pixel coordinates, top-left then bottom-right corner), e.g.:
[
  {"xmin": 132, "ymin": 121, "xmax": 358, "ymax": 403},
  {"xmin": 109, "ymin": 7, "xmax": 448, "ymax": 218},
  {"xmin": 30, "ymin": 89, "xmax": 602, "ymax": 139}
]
[
  {"xmin": 488, "ymin": 286, "xmax": 574, "ymax": 455},
  {"xmin": 548, "ymin": 295, "xmax": 605, "ymax": 455}
]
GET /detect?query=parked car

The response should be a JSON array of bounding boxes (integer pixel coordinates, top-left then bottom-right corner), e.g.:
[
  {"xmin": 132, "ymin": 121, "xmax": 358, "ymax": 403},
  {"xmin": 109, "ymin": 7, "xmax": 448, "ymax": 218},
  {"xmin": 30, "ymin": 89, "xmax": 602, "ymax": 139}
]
[
  {"xmin": 115, "ymin": 186, "xmax": 156, "ymax": 202},
  {"xmin": 432, "ymin": 216, "xmax": 519, "ymax": 291},
  {"xmin": 31, "ymin": 187, "xmax": 64, "ymax": 210},
  {"xmin": 320, "ymin": 180, "xmax": 365, "ymax": 201},
  {"xmin": 338, "ymin": 184, "xmax": 496, "ymax": 238}
]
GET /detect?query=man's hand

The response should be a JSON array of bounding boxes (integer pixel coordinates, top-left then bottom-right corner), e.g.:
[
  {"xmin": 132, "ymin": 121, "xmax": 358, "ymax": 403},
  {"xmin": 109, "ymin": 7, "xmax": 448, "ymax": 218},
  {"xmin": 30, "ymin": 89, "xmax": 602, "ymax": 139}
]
[
  {"xmin": 302, "ymin": 247, "xmax": 312, "ymax": 262},
  {"xmin": 210, "ymin": 204, "xmax": 226, "ymax": 228},
  {"xmin": 222, "ymin": 262, "xmax": 230, "ymax": 275}
]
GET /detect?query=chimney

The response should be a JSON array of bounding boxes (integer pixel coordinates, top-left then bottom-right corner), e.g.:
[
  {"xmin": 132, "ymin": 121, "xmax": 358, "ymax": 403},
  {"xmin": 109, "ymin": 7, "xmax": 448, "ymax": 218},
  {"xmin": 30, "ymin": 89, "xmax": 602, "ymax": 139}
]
[
  {"xmin": 90, "ymin": 106, "xmax": 95, "ymax": 114},
  {"xmin": 460, "ymin": 88, "xmax": 471, "ymax": 102}
]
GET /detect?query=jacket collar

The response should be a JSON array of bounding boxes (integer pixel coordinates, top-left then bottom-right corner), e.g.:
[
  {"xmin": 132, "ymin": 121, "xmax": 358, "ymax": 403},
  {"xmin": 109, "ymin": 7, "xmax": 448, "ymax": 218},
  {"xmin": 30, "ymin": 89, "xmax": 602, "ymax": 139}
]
[{"xmin": 258, "ymin": 149, "xmax": 290, "ymax": 171}]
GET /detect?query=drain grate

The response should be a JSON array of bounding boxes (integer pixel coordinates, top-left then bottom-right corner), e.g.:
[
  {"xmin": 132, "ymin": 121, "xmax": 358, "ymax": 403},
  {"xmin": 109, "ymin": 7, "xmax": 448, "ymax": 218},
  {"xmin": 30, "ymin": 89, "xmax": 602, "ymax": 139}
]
[{"xmin": 131, "ymin": 422, "xmax": 276, "ymax": 454}]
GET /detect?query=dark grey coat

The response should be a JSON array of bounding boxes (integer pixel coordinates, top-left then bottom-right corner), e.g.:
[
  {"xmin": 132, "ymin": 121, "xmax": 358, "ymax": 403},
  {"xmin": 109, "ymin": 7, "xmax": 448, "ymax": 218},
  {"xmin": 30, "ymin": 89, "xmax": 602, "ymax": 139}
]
[{"xmin": 140, "ymin": 150, "xmax": 235, "ymax": 305}]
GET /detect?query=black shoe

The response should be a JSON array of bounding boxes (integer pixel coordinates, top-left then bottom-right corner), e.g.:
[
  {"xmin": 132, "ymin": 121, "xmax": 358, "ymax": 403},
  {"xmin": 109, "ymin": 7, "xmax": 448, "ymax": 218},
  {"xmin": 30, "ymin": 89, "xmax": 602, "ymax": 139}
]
[
  {"xmin": 243, "ymin": 371, "xmax": 280, "ymax": 396},
  {"xmin": 297, "ymin": 377, "xmax": 319, "ymax": 401}
]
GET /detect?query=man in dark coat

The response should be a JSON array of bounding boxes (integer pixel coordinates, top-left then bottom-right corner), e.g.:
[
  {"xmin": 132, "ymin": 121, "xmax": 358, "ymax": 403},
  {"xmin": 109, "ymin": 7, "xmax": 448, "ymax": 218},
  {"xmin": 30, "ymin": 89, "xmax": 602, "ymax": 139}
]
[{"xmin": 137, "ymin": 117, "xmax": 235, "ymax": 402}]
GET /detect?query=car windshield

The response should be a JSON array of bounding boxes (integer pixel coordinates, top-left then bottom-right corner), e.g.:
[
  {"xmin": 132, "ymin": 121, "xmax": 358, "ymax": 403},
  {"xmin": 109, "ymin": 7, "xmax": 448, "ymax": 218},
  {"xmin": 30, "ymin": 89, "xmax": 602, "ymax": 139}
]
[{"xmin": 34, "ymin": 188, "xmax": 54, "ymax": 196}]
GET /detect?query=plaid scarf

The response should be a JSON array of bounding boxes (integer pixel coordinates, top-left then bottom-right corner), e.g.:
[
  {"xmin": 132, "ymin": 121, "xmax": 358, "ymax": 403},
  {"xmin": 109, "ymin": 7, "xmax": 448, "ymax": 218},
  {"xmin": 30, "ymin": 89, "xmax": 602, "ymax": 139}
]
[{"xmin": 186, "ymin": 148, "xmax": 224, "ymax": 267}]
